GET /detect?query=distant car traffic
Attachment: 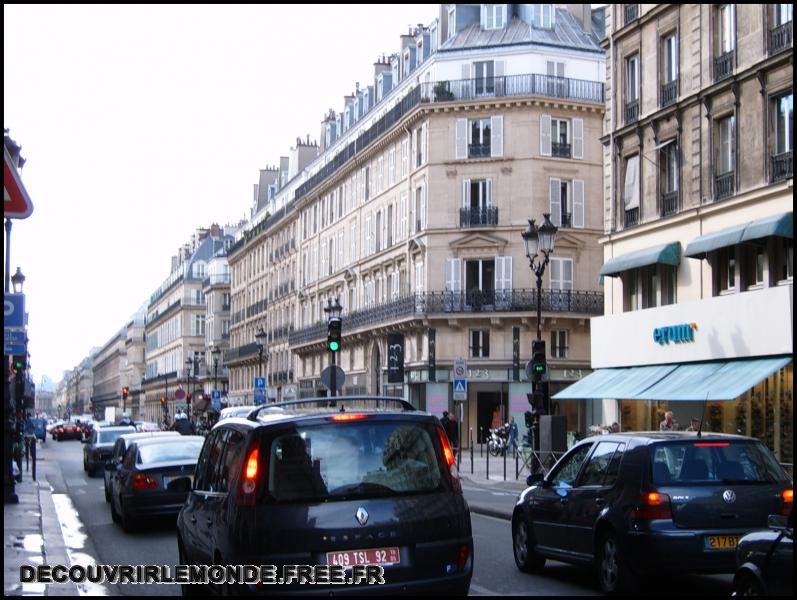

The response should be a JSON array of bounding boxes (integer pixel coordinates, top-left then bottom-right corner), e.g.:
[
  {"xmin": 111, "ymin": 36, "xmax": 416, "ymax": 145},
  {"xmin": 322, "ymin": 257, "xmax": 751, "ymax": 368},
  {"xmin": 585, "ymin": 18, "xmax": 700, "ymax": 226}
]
[
  {"xmin": 109, "ymin": 435, "xmax": 204, "ymax": 532},
  {"xmin": 512, "ymin": 432, "xmax": 793, "ymax": 594},
  {"xmin": 53, "ymin": 421, "xmax": 83, "ymax": 441},
  {"xmin": 733, "ymin": 508, "xmax": 793, "ymax": 596},
  {"xmin": 104, "ymin": 431, "xmax": 180, "ymax": 503},
  {"xmin": 177, "ymin": 397, "xmax": 473, "ymax": 595},
  {"xmin": 134, "ymin": 421, "xmax": 161, "ymax": 433},
  {"xmin": 217, "ymin": 405, "xmax": 257, "ymax": 421},
  {"xmin": 83, "ymin": 425, "xmax": 136, "ymax": 477}
]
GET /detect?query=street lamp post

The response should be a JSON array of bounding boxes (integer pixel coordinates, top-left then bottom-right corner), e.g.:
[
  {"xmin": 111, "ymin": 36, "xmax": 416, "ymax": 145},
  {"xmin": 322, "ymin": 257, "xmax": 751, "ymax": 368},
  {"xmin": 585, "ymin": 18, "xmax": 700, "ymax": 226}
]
[
  {"xmin": 255, "ymin": 327, "xmax": 267, "ymax": 404},
  {"xmin": 211, "ymin": 347, "xmax": 221, "ymax": 394},
  {"xmin": 5, "ymin": 268, "xmax": 26, "ymax": 504},
  {"xmin": 324, "ymin": 297, "xmax": 343, "ymax": 398}
]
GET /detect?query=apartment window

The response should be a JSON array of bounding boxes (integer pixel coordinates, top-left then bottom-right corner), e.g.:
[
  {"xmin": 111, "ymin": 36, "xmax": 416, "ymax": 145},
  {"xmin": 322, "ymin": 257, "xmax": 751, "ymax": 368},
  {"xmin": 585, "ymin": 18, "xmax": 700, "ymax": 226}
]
[
  {"xmin": 625, "ymin": 267, "xmax": 656, "ymax": 311},
  {"xmin": 772, "ymin": 93, "xmax": 793, "ymax": 182},
  {"xmin": 364, "ymin": 167, "xmax": 370, "ymax": 201},
  {"xmin": 222, "ymin": 320, "xmax": 230, "ymax": 336},
  {"xmin": 551, "ymin": 330, "xmax": 568, "ymax": 359},
  {"xmin": 470, "ymin": 118, "xmax": 491, "ymax": 158},
  {"xmin": 776, "ymin": 3, "xmax": 793, "ymax": 25},
  {"xmin": 415, "ymin": 127, "xmax": 423, "ymax": 168},
  {"xmin": 465, "ymin": 259, "xmax": 495, "ymax": 299},
  {"xmin": 719, "ymin": 4, "xmax": 736, "ymax": 53},
  {"xmin": 540, "ymin": 4, "xmax": 554, "ymax": 29},
  {"xmin": 388, "ymin": 148, "xmax": 396, "ymax": 186},
  {"xmin": 716, "ymin": 115, "xmax": 736, "ymax": 199},
  {"xmin": 775, "ymin": 238, "xmax": 793, "ymax": 281},
  {"xmin": 661, "ymin": 32, "xmax": 679, "ymax": 107},
  {"xmin": 549, "ymin": 178, "xmax": 584, "ymax": 228},
  {"xmin": 401, "ymin": 140, "xmax": 409, "ymax": 177},
  {"xmin": 717, "ymin": 247, "xmax": 736, "ymax": 293},
  {"xmin": 549, "ymin": 257, "xmax": 573, "ymax": 291},
  {"xmin": 660, "ymin": 140, "xmax": 679, "ymax": 216},
  {"xmin": 448, "ymin": 7, "xmax": 456, "ymax": 40},
  {"xmin": 744, "ymin": 245, "xmax": 766, "ymax": 290},
  {"xmin": 551, "ymin": 118, "xmax": 570, "ymax": 158},
  {"xmin": 625, "ymin": 54, "xmax": 640, "ymax": 123},
  {"xmin": 470, "ymin": 330, "xmax": 490, "ymax": 358},
  {"xmin": 193, "ymin": 315, "xmax": 206, "ymax": 337},
  {"xmin": 623, "ymin": 155, "xmax": 640, "ymax": 227},
  {"xmin": 387, "ymin": 204, "xmax": 394, "ymax": 247},
  {"xmin": 483, "ymin": 5, "xmax": 506, "ymax": 30},
  {"xmin": 474, "ymin": 60, "xmax": 495, "ymax": 95}
]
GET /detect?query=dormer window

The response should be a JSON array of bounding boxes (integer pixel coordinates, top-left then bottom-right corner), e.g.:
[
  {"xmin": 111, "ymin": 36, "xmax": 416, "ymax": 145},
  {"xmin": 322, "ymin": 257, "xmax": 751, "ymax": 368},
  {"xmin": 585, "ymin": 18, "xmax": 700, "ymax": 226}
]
[
  {"xmin": 448, "ymin": 6, "xmax": 456, "ymax": 40},
  {"xmin": 535, "ymin": 4, "xmax": 555, "ymax": 29},
  {"xmin": 483, "ymin": 4, "xmax": 507, "ymax": 30}
]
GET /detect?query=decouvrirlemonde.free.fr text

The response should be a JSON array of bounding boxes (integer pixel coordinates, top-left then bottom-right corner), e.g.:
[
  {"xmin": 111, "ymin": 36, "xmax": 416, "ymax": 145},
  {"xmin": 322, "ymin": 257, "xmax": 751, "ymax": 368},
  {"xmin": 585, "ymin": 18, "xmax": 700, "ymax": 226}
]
[{"xmin": 20, "ymin": 564, "xmax": 385, "ymax": 585}]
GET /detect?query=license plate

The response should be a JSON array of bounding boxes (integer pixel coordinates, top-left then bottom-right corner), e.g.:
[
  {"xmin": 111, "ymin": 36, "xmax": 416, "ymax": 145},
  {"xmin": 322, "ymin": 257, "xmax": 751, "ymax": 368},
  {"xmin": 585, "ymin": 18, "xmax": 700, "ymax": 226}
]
[
  {"xmin": 704, "ymin": 535, "xmax": 741, "ymax": 550},
  {"xmin": 327, "ymin": 547, "xmax": 401, "ymax": 568},
  {"xmin": 164, "ymin": 475, "xmax": 193, "ymax": 488}
]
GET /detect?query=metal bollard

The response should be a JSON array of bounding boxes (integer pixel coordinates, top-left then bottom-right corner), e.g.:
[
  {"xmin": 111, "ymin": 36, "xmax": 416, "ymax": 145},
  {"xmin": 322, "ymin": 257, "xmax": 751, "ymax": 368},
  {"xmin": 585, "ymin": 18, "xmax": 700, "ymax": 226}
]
[
  {"xmin": 503, "ymin": 447, "xmax": 507, "ymax": 481},
  {"xmin": 470, "ymin": 429, "xmax": 474, "ymax": 475},
  {"xmin": 515, "ymin": 449, "xmax": 519, "ymax": 480},
  {"xmin": 486, "ymin": 444, "xmax": 489, "ymax": 480},
  {"xmin": 480, "ymin": 427, "xmax": 484, "ymax": 457},
  {"xmin": 31, "ymin": 438, "xmax": 36, "ymax": 481}
]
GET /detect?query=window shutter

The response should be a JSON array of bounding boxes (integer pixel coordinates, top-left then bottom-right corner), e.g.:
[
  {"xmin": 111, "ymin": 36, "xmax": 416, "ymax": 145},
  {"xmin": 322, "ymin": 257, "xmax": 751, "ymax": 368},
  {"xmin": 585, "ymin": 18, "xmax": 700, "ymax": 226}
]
[
  {"xmin": 400, "ymin": 192, "xmax": 408, "ymax": 240},
  {"xmin": 392, "ymin": 271, "xmax": 399, "ymax": 300},
  {"xmin": 495, "ymin": 60, "xmax": 505, "ymax": 93},
  {"xmin": 410, "ymin": 189, "xmax": 417, "ymax": 235},
  {"xmin": 491, "ymin": 115, "xmax": 503, "ymax": 157},
  {"xmin": 486, "ymin": 179, "xmax": 492, "ymax": 207},
  {"xmin": 462, "ymin": 179, "xmax": 471, "ymax": 208},
  {"xmin": 540, "ymin": 114, "xmax": 552, "ymax": 156},
  {"xmin": 338, "ymin": 231, "xmax": 344, "ymax": 268},
  {"xmin": 412, "ymin": 129, "xmax": 418, "ymax": 169},
  {"xmin": 531, "ymin": 4, "xmax": 540, "ymax": 27},
  {"xmin": 573, "ymin": 117, "xmax": 584, "ymax": 159},
  {"xmin": 372, "ymin": 213, "xmax": 377, "ymax": 254},
  {"xmin": 550, "ymin": 258, "xmax": 562, "ymax": 290},
  {"xmin": 365, "ymin": 214, "xmax": 372, "ymax": 255},
  {"xmin": 481, "ymin": 4, "xmax": 487, "ymax": 28},
  {"xmin": 421, "ymin": 121, "xmax": 428, "ymax": 165},
  {"xmin": 624, "ymin": 155, "xmax": 640, "ymax": 209},
  {"xmin": 416, "ymin": 262, "xmax": 424, "ymax": 293},
  {"xmin": 456, "ymin": 118, "xmax": 467, "ymax": 160},
  {"xmin": 350, "ymin": 221, "xmax": 357, "ymax": 262},
  {"xmin": 573, "ymin": 180, "xmax": 585, "ymax": 228},
  {"xmin": 382, "ymin": 208, "xmax": 388, "ymax": 250},
  {"xmin": 563, "ymin": 259, "xmax": 573, "ymax": 290},
  {"xmin": 420, "ymin": 184, "xmax": 427, "ymax": 231},
  {"xmin": 549, "ymin": 177, "xmax": 562, "ymax": 227}
]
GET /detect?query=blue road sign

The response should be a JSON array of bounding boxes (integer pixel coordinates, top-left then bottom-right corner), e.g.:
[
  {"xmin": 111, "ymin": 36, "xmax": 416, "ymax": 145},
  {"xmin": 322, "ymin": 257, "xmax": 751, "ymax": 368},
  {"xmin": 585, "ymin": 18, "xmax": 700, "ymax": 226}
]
[
  {"xmin": 4, "ymin": 294, "xmax": 25, "ymax": 329},
  {"xmin": 4, "ymin": 329, "xmax": 26, "ymax": 355},
  {"xmin": 254, "ymin": 377, "xmax": 266, "ymax": 389},
  {"xmin": 211, "ymin": 390, "xmax": 221, "ymax": 413},
  {"xmin": 254, "ymin": 388, "xmax": 266, "ymax": 405},
  {"xmin": 212, "ymin": 390, "xmax": 221, "ymax": 400}
]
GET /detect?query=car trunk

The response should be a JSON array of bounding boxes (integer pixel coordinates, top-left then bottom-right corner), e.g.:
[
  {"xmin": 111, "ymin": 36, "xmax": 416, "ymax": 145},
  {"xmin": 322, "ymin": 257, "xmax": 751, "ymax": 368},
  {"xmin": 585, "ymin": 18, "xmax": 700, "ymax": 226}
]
[{"xmin": 661, "ymin": 483, "xmax": 785, "ymax": 530}]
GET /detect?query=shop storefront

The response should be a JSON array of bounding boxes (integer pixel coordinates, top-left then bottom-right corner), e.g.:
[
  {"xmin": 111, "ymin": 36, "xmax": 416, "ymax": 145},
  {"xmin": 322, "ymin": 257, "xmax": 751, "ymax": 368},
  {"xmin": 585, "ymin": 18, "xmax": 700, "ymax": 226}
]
[{"xmin": 554, "ymin": 285, "xmax": 793, "ymax": 468}]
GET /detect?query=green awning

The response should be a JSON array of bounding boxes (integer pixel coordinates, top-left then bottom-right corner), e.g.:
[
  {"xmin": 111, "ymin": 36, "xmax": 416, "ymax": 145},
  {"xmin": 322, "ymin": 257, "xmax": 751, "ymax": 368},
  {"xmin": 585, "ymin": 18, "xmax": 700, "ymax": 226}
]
[
  {"xmin": 685, "ymin": 212, "xmax": 792, "ymax": 258},
  {"xmin": 740, "ymin": 212, "xmax": 792, "ymax": 243},
  {"xmin": 552, "ymin": 356, "xmax": 792, "ymax": 402},
  {"xmin": 600, "ymin": 242, "xmax": 682, "ymax": 277}
]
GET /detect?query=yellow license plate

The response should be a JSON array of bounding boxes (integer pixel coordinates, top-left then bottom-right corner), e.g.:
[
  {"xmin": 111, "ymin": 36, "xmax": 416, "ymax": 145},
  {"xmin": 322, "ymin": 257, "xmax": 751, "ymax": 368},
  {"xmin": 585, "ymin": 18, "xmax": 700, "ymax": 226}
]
[{"xmin": 704, "ymin": 535, "xmax": 741, "ymax": 550}]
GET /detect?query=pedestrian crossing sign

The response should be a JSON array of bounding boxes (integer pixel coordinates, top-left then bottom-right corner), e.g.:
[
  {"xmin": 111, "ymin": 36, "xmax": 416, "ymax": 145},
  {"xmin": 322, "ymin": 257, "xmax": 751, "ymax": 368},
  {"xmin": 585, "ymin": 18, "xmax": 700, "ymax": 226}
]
[{"xmin": 454, "ymin": 380, "xmax": 466, "ymax": 393}]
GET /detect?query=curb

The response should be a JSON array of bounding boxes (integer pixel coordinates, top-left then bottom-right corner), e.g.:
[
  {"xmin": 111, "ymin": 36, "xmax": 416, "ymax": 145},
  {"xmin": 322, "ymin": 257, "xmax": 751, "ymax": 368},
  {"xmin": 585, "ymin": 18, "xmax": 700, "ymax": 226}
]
[
  {"xmin": 467, "ymin": 504, "xmax": 513, "ymax": 522},
  {"xmin": 38, "ymin": 482, "xmax": 79, "ymax": 596}
]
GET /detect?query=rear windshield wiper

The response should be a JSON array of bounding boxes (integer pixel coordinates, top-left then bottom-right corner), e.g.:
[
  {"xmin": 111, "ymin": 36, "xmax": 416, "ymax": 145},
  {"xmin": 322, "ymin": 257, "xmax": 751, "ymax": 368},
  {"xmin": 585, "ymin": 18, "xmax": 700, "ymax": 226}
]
[
  {"xmin": 721, "ymin": 479, "xmax": 770, "ymax": 485},
  {"xmin": 329, "ymin": 482, "xmax": 395, "ymax": 500}
]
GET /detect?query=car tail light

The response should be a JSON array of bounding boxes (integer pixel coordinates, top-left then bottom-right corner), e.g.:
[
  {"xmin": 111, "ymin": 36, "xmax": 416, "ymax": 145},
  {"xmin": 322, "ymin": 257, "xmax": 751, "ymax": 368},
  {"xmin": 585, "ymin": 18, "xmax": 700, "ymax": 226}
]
[
  {"xmin": 329, "ymin": 413, "xmax": 369, "ymax": 422},
  {"xmin": 457, "ymin": 544, "xmax": 469, "ymax": 572},
  {"xmin": 782, "ymin": 488, "xmax": 793, "ymax": 515},
  {"xmin": 132, "ymin": 473, "xmax": 159, "ymax": 490},
  {"xmin": 240, "ymin": 443, "xmax": 262, "ymax": 507},
  {"xmin": 437, "ymin": 427, "xmax": 462, "ymax": 493},
  {"xmin": 632, "ymin": 491, "xmax": 673, "ymax": 520},
  {"xmin": 693, "ymin": 442, "xmax": 729, "ymax": 447}
]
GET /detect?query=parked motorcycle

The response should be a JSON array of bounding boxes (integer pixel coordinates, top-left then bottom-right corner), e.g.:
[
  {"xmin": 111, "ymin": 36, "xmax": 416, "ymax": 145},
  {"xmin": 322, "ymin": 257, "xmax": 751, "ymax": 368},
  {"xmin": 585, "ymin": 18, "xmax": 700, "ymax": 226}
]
[{"xmin": 488, "ymin": 425, "xmax": 510, "ymax": 456}]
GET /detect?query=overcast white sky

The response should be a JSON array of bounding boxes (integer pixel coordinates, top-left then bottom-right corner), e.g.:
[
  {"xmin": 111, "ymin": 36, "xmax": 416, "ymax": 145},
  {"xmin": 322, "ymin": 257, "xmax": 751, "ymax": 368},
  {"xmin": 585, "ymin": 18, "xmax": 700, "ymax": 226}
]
[{"xmin": 4, "ymin": 4, "xmax": 440, "ymax": 387}]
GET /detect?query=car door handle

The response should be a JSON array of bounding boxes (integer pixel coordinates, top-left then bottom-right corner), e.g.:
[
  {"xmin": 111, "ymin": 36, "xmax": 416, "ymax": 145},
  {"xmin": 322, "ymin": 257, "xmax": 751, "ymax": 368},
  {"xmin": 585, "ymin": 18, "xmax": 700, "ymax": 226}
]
[
  {"xmin": 206, "ymin": 518, "xmax": 213, "ymax": 527},
  {"xmin": 595, "ymin": 498, "xmax": 606, "ymax": 506},
  {"xmin": 190, "ymin": 516, "xmax": 196, "ymax": 524},
  {"xmin": 559, "ymin": 497, "xmax": 568, "ymax": 505}
]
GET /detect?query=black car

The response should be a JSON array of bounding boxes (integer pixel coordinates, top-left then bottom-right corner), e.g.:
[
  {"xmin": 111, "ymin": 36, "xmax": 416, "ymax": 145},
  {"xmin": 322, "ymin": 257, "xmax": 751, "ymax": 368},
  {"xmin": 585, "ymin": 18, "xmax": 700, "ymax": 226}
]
[
  {"xmin": 83, "ymin": 425, "xmax": 136, "ymax": 476},
  {"xmin": 511, "ymin": 432, "xmax": 793, "ymax": 595},
  {"xmin": 53, "ymin": 421, "xmax": 83, "ymax": 441},
  {"xmin": 104, "ymin": 431, "xmax": 180, "ymax": 502},
  {"xmin": 733, "ymin": 508, "xmax": 793, "ymax": 596},
  {"xmin": 109, "ymin": 435, "xmax": 204, "ymax": 532},
  {"xmin": 177, "ymin": 397, "xmax": 473, "ymax": 595}
]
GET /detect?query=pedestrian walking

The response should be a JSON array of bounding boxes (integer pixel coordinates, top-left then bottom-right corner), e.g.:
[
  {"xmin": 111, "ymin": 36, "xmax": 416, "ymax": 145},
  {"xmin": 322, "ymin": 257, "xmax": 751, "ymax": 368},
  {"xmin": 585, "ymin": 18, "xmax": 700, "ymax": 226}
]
[{"xmin": 507, "ymin": 416, "xmax": 519, "ymax": 455}]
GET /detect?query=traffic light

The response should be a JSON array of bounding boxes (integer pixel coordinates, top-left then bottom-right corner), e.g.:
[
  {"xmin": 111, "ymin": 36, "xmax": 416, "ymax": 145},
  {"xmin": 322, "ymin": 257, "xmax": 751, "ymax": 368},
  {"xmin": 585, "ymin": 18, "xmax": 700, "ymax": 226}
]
[
  {"xmin": 531, "ymin": 340, "xmax": 546, "ymax": 382},
  {"xmin": 122, "ymin": 386, "xmax": 129, "ymax": 400},
  {"xmin": 327, "ymin": 317, "xmax": 342, "ymax": 352},
  {"xmin": 160, "ymin": 396, "xmax": 166, "ymax": 405},
  {"xmin": 13, "ymin": 355, "xmax": 26, "ymax": 371},
  {"xmin": 14, "ymin": 355, "xmax": 26, "ymax": 406}
]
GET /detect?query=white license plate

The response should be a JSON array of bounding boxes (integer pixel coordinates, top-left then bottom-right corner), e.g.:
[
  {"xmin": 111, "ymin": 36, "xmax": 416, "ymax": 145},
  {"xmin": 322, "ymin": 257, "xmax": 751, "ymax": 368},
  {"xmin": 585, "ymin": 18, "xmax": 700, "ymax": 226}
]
[
  {"xmin": 327, "ymin": 547, "xmax": 401, "ymax": 568},
  {"xmin": 163, "ymin": 475, "xmax": 193, "ymax": 488}
]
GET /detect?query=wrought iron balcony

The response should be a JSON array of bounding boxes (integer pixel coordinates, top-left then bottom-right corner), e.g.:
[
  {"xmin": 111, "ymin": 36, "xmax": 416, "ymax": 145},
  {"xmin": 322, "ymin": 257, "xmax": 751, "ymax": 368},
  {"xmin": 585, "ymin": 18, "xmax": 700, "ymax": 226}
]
[
  {"xmin": 625, "ymin": 100, "xmax": 639, "ymax": 124},
  {"xmin": 769, "ymin": 21, "xmax": 792, "ymax": 55},
  {"xmin": 560, "ymin": 213, "xmax": 573, "ymax": 228},
  {"xmin": 715, "ymin": 172, "xmax": 735, "ymax": 200},
  {"xmin": 468, "ymin": 144, "xmax": 491, "ymax": 159},
  {"xmin": 460, "ymin": 207, "xmax": 498, "ymax": 228},
  {"xmin": 289, "ymin": 289, "xmax": 604, "ymax": 346},
  {"xmin": 625, "ymin": 4, "xmax": 639, "ymax": 25},
  {"xmin": 660, "ymin": 190, "xmax": 679, "ymax": 217},
  {"xmin": 714, "ymin": 51, "xmax": 735, "ymax": 83},
  {"xmin": 624, "ymin": 207, "xmax": 640, "ymax": 228},
  {"xmin": 552, "ymin": 142, "xmax": 572, "ymax": 158},
  {"xmin": 223, "ymin": 343, "xmax": 260, "ymax": 364},
  {"xmin": 772, "ymin": 151, "xmax": 793, "ymax": 182},
  {"xmin": 661, "ymin": 80, "xmax": 678, "ymax": 108},
  {"xmin": 202, "ymin": 274, "xmax": 231, "ymax": 289}
]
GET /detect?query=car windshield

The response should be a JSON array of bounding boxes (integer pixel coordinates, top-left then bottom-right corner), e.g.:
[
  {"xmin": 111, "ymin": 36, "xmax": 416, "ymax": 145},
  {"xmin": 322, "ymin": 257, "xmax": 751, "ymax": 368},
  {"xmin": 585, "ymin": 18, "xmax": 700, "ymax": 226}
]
[
  {"xmin": 137, "ymin": 440, "xmax": 204, "ymax": 465},
  {"xmin": 99, "ymin": 429, "xmax": 133, "ymax": 444},
  {"xmin": 651, "ymin": 440, "xmax": 790, "ymax": 485},
  {"xmin": 266, "ymin": 420, "xmax": 447, "ymax": 502}
]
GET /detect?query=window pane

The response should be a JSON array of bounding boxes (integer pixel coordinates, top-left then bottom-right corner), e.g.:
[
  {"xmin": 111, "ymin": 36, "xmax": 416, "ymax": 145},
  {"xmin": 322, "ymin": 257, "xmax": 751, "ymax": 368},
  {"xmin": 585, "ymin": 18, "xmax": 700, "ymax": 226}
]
[
  {"xmin": 579, "ymin": 442, "xmax": 619, "ymax": 487},
  {"xmin": 776, "ymin": 94, "xmax": 793, "ymax": 154},
  {"xmin": 551, "ymin": 444, "xmax": 592, "ymax": 488}
]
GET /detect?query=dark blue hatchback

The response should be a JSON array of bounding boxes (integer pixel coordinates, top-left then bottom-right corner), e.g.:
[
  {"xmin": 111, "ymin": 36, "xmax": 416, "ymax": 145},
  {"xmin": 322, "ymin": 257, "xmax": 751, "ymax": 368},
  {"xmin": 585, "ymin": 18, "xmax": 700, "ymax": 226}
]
[
  {"xmin": 177, "ymin": 397, "xmax": 473, "ymax": 596},
  {"xmin": 511, "ymin": 432, "xmax": 793, "ymax": 595}
]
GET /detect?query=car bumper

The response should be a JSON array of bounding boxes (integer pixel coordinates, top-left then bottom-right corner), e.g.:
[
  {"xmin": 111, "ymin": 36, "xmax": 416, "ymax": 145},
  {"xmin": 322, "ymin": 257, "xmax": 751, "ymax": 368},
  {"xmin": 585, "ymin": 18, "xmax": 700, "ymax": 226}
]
[
  {"xmin": 121, "ymin": 493, "xmax": 189, "ymax": 519},
  {"xmin": 626, "ymin": 530, "xmax": 743, "ymax": 573},
  {"xmin": 240, "ymin": 571, "xmax": 471, "ymax": 596}
]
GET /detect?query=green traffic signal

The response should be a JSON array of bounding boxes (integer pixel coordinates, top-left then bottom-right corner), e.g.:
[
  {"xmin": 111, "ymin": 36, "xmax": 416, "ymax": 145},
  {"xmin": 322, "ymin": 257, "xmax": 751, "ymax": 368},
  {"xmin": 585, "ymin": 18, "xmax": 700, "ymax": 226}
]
[{"xmin": 328, "ymin": 340, "xmax": 341, "ymax": 352}]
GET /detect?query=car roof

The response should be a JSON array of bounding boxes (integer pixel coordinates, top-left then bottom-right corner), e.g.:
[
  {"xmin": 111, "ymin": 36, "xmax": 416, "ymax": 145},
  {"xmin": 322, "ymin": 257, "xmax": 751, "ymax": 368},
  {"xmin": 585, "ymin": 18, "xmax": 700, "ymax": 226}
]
[
  {"xmin": 119, "ymin": 431, "xmax": 179, "ymax": 442},
  {"xmin": 96, "ymin": 425, "xmax": 137, "ymax": 432},
  {"xmin": 581, "ymin": 431, "xmax": 760, "ymax": 444},
  {"xmin": 131, "ymin": 435, "xmax": 205, "ymax": 447}
]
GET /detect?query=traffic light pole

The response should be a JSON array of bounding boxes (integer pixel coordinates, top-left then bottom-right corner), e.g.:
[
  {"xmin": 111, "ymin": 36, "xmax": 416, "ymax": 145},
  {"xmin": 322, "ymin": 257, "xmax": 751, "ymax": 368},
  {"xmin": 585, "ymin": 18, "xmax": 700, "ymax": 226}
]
[{"xmin": 330, "ymin": 350, "xmax": 337, "ymax": 398}]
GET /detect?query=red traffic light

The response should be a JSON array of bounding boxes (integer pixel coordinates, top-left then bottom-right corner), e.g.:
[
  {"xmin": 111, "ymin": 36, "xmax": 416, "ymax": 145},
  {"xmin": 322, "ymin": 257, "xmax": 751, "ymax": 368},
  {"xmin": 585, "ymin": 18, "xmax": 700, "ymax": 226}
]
[
  {"xmin": 187, "ymin": 392, "xmax": 193, "ymax": 401},
  {"xmin": 160, "ymin": 396, "xmax": 166, "ymax": 404},
  {"xmin": 122, "ymin": 386, "xmax": 129, "ymax": 399}
]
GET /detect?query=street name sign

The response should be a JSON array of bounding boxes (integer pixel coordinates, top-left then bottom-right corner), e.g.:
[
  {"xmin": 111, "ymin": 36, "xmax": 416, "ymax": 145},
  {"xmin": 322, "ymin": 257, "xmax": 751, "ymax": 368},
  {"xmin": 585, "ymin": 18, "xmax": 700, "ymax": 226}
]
[
  {"xmin": 4, "ymin": 147, "xmax": 33, "ymax": 219},
  {"xmin": 4, "ymin": 329, "xmax": 26, "ymax": 355}
]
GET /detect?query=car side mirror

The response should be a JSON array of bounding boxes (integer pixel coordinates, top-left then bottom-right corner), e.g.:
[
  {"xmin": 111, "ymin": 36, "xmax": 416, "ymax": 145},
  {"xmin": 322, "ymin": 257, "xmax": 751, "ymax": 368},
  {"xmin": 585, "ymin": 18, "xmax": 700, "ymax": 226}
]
[{"xmin": 526, "ymin": 473, "xmax": 545, "ymax": 487}]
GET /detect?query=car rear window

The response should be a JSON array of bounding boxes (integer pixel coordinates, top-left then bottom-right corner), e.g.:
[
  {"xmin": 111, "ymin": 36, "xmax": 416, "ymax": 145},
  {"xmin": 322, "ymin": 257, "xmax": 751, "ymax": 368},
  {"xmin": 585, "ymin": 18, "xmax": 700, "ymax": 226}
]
[
  {"xmin": 265, "ymin": 420, "xmax": 447, "ymax": 502},
  {"xmin": 99, "ymin": 430, "xmax": 132, "ymax": 444},
  {"xmin": 137, "ymin": 440, "xmax": 204, "ymax": 465},
  {"xmin": 651, "ymin": 441, "xmax": 790, "ymax": 485}
]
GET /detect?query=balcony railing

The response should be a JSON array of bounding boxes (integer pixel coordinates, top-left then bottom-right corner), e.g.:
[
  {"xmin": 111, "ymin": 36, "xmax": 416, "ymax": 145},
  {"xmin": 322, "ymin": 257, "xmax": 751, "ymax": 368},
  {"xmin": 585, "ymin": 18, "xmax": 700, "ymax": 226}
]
[
  {"xmin": 624, "ymin": 207, "xmax": 640, "ymax": 228},
  {"xmin": 772, "ymin": 151, "xmax": 793, "ymax": 182},
  {"xmin": 551, "ymin": 142, "xmax": 572, "ymax": 158},
  {"xmin": 425, "ymin": 74, "xmax": 605, "ymax": 106},
  {"xmin": 769, "ymin": 21, "xmax": 793, "ymax": 55},
  {"xmin": 625, "ymin": 4, "xmax": 639, "ymax": 25},
  {"xmin": 560, "ymin": 213, "xmax": 573, "ymax": 228},
  {"xmin": 715, "ymin": 172, "xmax": 735, "ymax": 200},
  {"xmin": 660, "ymin": 191, "xmax": 679, "ymax": 217},
  {"xmin": 223, "ymin": 342, "xmax": 260, "ymax": 364},
  {"xmin": 661, "ymin": 80, "xmax": 678, "ymax": 108},
  {"xmin": 202, "ymin": 274, "xmax": 231, "ymax": 289},
  {"xmin": 714, "ymin": 51, "xmax": 735, "ymax": 83},
  {"xmin": 625, "ymin": 100, "xmax": 639, "ymax": 124},
  {"xmin": 468, "ymin": 144, "xmax": 491, "ymax": 159},
  {"xmin": 289, "ymin": 289, "xmax": 604, "ymax": 346},
  {"xmin": 460, "ymin": 207, "xmax": 498, "ymax": 228}
]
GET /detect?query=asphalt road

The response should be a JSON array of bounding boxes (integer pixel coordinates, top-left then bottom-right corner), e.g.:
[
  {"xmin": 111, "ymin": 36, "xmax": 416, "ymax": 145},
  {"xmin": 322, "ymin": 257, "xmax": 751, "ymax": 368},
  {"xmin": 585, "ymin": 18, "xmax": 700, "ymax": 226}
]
[{"xmin": 36, "ymin": 439, "xmax": 734, "ymax": 596}]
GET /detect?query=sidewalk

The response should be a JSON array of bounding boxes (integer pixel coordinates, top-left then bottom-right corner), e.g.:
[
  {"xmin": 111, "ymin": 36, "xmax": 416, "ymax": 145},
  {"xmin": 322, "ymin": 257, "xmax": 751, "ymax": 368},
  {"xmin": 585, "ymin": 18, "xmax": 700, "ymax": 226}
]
[
  {"xmin": 4, "ymin": 457, "xmax": 78, "ymax": 596},
  {"xmin": 456, "ymin": 446, "xmax": 531, "ymax": 521}
]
